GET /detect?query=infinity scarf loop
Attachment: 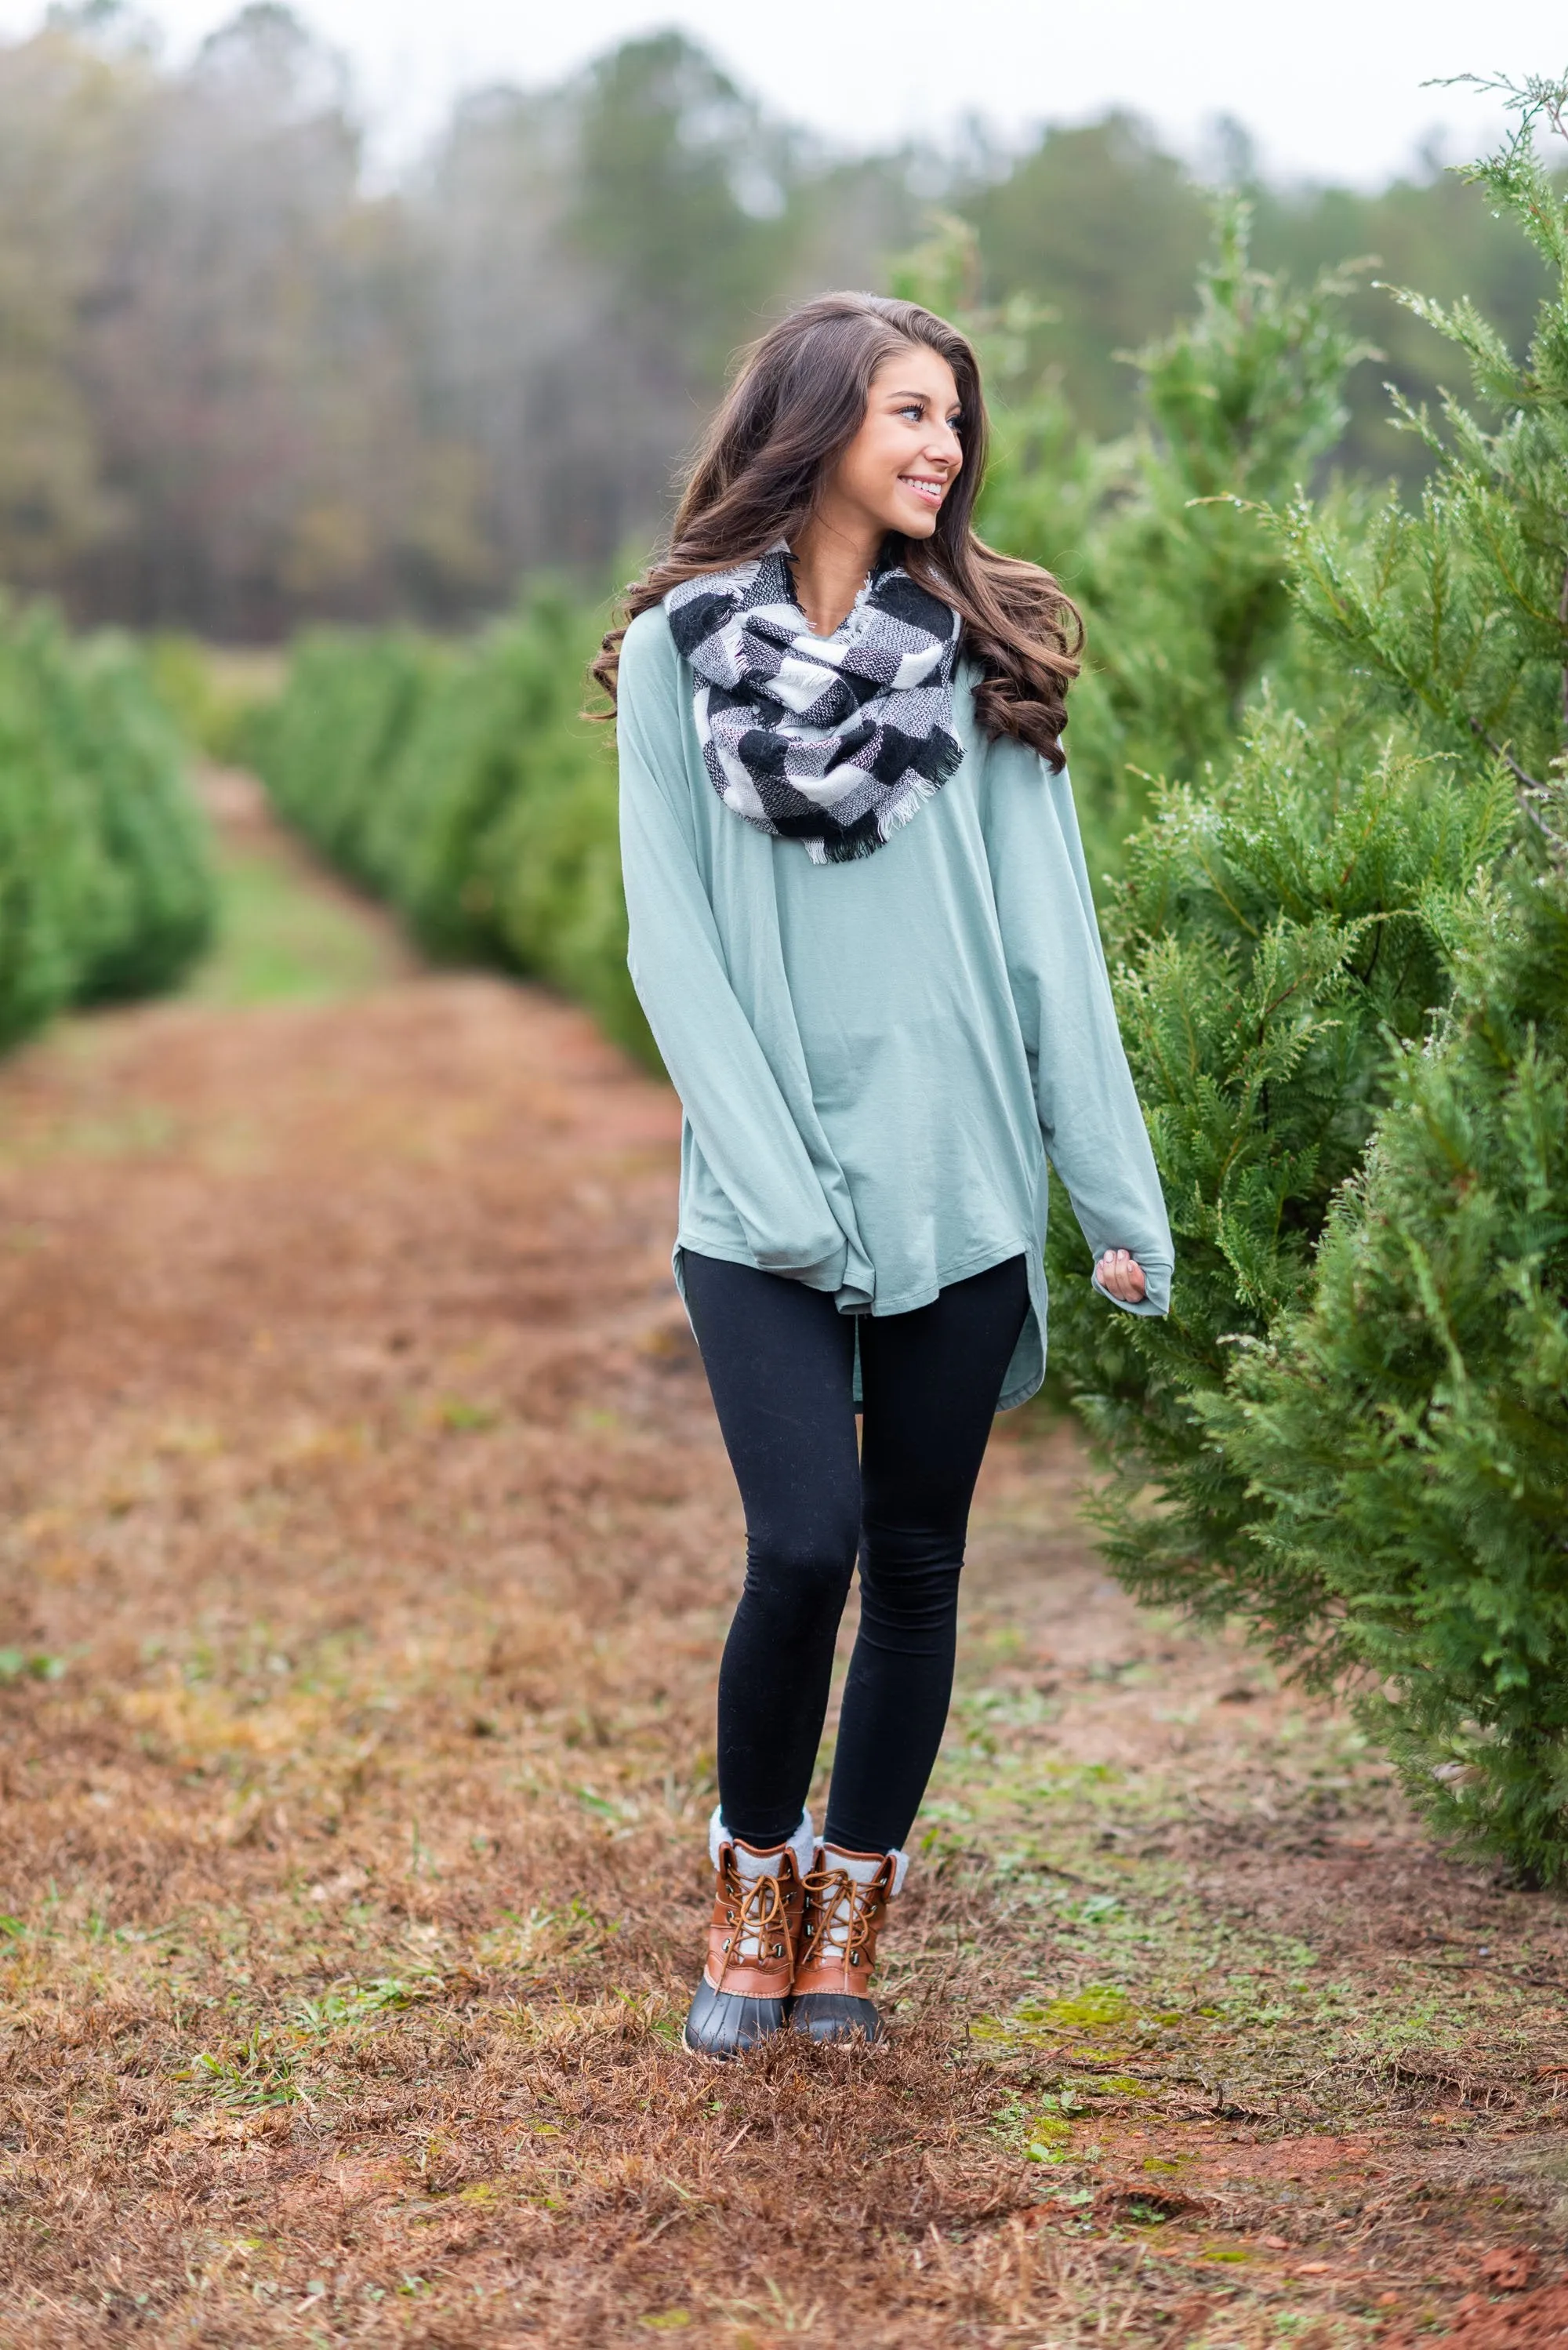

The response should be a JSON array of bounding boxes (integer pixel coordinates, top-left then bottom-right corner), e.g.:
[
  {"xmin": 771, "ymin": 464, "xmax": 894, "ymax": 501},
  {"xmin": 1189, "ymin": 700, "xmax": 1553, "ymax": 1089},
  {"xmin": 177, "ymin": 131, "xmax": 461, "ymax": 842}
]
[{"xmin": 663, "ymin": 546, "xmax": 963, "ymax": 863}]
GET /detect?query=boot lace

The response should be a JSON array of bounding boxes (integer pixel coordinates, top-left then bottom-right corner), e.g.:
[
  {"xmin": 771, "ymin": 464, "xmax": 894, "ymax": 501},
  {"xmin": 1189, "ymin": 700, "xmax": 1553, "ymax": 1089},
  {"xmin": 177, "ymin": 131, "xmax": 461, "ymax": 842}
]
[
  {"xmin": 801, "ymin": 1864, "xmax": 881, "ymax": 1971},
  {"xmin": 720, "ymin": 1861, "xmax": 789, "ymax": 1966}
]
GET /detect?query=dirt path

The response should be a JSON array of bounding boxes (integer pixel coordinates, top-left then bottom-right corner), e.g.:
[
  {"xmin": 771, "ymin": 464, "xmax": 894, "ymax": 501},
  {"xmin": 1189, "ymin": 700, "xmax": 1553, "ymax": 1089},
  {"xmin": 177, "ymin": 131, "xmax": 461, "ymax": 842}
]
[{"xmin": 2, "ymin": 790, "xmax": 1566, "ymax": 2348}]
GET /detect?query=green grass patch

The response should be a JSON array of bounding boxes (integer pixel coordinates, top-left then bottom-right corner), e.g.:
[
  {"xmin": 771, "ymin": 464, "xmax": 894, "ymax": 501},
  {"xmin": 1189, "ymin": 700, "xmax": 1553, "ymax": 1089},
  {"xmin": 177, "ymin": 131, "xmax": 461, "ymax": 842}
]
[{"xmin": 187, "ymin": 837, "xmax": 408, "ymax": 1008}]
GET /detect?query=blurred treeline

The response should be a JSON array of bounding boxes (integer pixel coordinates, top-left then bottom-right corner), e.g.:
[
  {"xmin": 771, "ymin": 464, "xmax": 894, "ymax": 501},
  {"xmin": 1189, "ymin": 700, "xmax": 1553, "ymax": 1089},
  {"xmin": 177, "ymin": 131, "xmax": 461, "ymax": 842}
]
[{"xmin": 1, "ymin": 0, "xmax": 1554, "ymax": 640}]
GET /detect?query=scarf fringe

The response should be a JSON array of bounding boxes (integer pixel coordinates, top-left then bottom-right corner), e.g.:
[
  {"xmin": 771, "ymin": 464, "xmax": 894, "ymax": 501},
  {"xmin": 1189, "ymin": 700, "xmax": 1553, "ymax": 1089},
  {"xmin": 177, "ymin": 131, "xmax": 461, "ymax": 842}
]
[{"xmin": 806, "ymin": 769, "xmax": 946, "ymax": 864}]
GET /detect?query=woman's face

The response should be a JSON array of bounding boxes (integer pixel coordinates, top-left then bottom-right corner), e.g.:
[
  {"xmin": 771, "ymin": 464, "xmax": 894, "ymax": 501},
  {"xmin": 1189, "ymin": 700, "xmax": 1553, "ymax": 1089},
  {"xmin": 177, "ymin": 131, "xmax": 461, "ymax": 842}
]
[{"xmin": 827, "ymin": 343, "xmax": 964, "ymax": 543}]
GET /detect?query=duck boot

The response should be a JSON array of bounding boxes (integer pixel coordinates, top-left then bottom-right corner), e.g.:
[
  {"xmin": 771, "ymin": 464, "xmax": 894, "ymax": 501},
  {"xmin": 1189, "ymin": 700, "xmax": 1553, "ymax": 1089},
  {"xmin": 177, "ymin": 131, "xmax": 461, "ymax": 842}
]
[
  {"xmin": 789, "ymin": 1842, "xmax": 908, "ymax": 2045},
  {"xmin": 682, "ymin": 1807, "xmax": 813, "ymax": 2058}
]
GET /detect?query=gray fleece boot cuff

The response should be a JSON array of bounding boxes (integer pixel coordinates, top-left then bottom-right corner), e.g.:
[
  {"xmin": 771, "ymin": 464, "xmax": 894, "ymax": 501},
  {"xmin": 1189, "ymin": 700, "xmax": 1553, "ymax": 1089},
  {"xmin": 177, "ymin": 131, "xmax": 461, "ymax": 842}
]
[{"xmin": 708, "ymin": 1804, "xmax": 815, "ymax": 1882}]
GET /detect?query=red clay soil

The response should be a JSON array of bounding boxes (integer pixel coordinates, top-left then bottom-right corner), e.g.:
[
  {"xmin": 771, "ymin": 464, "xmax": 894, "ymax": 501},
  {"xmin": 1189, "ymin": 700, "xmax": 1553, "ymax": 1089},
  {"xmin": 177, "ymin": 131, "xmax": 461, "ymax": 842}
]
[
  {"xmin": 1386, "ymin": 2279, "xmax": 1568, "ymax": 2348},
  {"xmin": 3, "ymin": 803, "xmax": 1568, "ymax": 2347}
]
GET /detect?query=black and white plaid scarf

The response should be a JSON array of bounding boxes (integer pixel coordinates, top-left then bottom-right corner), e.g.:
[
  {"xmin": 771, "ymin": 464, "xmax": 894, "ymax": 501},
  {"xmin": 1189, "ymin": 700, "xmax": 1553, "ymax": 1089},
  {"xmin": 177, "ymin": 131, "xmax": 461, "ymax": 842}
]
[{"xmin": 663, "ymin": 544, "xmax": 964, "ymax": 863}]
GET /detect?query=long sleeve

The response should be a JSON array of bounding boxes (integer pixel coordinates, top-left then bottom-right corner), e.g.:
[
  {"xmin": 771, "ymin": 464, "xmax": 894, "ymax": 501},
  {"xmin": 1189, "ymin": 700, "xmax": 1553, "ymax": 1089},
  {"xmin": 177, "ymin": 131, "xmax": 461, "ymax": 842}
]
[
  {"xmin": 980, "ymin": 731, "xmax": 1174, "ymax": 1317},
  {"xmin": 616, "ymin": 612, "xmax": 851, "ymax": 1289}
]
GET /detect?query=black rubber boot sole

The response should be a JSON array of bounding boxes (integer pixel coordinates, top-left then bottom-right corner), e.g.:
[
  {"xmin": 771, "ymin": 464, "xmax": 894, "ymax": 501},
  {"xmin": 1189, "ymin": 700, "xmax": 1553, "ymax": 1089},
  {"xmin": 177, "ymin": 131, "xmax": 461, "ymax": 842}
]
[
  {"xmin": 682, "ymin": 1978, "xmax": 789, "ymax": 2058},
  {"xmin": 789, "ymin": 1992, "xmax": 884, "ymax": 2045}
]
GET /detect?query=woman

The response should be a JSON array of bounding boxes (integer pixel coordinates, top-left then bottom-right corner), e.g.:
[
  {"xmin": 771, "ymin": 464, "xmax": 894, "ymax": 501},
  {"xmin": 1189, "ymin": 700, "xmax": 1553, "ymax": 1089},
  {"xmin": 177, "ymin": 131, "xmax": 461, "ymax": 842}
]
[{"xmin": 596, "ymin": 292, "xmax": 1172, "ymax": 2058}]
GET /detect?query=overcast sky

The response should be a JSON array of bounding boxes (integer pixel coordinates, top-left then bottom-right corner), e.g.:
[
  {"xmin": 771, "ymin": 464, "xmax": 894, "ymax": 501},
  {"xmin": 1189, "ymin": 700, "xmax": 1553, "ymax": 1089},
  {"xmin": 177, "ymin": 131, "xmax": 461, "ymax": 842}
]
[{"xmin": 2, "ymin": 0, "xmax": 1563, "ymax": 183}]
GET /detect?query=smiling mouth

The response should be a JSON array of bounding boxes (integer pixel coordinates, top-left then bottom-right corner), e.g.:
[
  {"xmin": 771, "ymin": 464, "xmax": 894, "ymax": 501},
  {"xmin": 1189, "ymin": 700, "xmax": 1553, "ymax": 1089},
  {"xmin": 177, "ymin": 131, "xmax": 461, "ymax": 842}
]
[{"xmin": 898, "ymin": 475, "xmax": 946, "ymax": 505}]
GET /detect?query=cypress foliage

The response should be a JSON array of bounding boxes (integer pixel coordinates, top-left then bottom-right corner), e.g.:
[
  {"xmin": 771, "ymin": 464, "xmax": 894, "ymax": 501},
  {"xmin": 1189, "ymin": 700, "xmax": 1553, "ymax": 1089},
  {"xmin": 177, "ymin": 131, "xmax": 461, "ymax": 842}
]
[
  {"xmin": 1051, "ymin": 77, "xmax": 1568, "ymax": 1872},
  {"xmin": 245, "ymin": 630, "xmax": 447, "ymax": 893},
  {"xmin": 52, "ymin": 633, "xmax": 216, "ymax": 1003},
  {"xmin": 249, "ymin": 588, "xmax": 652, "ymax": 1062},
  {"xmin": 1273, "ymin": 92, "xmax": 1568, "ymax": 803},
  {"xmin": 977, "ymin": 197, "xmax": 1374, "ymax": 866},
  {"xmin": 0, "ymin": 606, "xmax": 103, "ymax": 1052},
  {"xmin": 0, "ymin": 599, "xmax": 214, "ymax": 1053},
  {"xmin": 1218, "ymin": 837, "xmax": 1568, "ymax": 1875},
  {"xmin": 1198, "ymin": 81, "xmax": 1568, "ymax": 1876},
  {"xmin": 1046, "ymin": 716, "xmax": 1514, "ymax": 1649}
]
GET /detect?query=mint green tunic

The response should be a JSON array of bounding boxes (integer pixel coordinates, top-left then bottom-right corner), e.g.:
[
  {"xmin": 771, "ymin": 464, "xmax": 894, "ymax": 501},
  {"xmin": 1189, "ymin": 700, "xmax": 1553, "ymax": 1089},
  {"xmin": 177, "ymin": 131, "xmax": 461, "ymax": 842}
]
[{"xmin": 616, "ymin": 603, "xmax": 1173, "ymax": 1410}]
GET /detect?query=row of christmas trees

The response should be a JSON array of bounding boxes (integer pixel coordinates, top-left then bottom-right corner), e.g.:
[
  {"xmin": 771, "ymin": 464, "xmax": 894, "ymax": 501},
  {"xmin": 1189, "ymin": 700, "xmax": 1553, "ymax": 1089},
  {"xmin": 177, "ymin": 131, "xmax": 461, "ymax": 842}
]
[
  {"xmin": 975, "ymin": 74, "xmax": 1567, "ymax": 1878},
  {"xmin": 0, "ymin": 606, "xmax": 214, "ymax": 1055}
]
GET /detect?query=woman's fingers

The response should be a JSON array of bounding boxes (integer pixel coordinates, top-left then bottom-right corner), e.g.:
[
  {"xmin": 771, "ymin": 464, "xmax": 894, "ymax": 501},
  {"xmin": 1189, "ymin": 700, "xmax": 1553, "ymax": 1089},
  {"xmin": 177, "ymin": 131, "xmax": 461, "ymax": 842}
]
[{"xmin": 1097, "ymin": 1248, "xmax": 1147, "ymax": 1302}]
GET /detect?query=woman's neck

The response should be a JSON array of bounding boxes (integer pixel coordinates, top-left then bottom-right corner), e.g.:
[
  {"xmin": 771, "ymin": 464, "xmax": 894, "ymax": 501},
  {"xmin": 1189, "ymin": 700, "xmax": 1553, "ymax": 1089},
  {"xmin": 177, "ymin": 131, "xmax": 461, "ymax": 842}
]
[{"xmin": 788, "ymin": 514, "xmax": 887, "ymax": 637}]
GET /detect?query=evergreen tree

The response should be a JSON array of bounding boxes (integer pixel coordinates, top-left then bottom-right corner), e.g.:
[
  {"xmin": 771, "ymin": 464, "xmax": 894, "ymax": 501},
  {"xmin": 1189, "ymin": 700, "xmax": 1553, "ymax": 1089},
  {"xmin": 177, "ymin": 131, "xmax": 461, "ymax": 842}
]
[
  {"xmin": 249, "ymin": 585, "xmax": 651, "ymax": 1063},
  {"xmin": 1198, "ymin": 78, "xmax": 1568, "ymax": 1877},
  {"xmin": 1052, "ymin": 76, "xmax": 1568, "ymax": 1876},
  {"xmin": 1047, "ymin": 712, "xmax": 1514, "ymax": 1648},
  {"xmin": 976, "ymin": 198, "xmax": 1373, "ymax": 867},
  {"xmin": 1274, "ymin": 71, "xmax": 1568, "ymax": 815},
  {"xmin": 0, "ymin": 597, "xmax": 214, "ymax": 1050},
  {"xmin": 1218, "ymin": 830, "xmax": 1568, "ymax": 1877}
]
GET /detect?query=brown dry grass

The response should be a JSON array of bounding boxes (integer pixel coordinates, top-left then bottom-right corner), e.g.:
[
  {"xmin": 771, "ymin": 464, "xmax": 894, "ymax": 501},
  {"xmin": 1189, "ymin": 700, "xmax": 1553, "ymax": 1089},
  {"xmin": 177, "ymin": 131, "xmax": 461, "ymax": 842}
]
[{"xmin": 3, "ymin": 795, "xmax": 1568, "ymax": 2348}]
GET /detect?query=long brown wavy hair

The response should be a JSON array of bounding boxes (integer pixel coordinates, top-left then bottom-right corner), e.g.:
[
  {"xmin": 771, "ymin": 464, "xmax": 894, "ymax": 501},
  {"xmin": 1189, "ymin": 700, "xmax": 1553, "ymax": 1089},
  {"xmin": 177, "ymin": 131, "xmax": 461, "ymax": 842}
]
[{"xmin": 590, "ymin": 291, "xmax": 1083, "ymax": 766}]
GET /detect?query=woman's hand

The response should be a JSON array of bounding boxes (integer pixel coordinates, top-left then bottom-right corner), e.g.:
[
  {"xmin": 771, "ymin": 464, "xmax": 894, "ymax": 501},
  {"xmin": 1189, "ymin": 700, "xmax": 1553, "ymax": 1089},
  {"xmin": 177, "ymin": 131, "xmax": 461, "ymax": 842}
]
[{"xmin": 1096, "ymin": 1248, "xmax": 1147, "ymax": 1305}]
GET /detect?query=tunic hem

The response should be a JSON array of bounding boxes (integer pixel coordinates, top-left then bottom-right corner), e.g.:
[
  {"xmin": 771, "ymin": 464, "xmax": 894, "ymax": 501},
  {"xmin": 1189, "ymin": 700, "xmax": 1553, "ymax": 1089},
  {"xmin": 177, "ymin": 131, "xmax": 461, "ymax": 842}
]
[{"xmin": 673, "ymin": 1232, "xmax": 1050, "ymax": 1417}]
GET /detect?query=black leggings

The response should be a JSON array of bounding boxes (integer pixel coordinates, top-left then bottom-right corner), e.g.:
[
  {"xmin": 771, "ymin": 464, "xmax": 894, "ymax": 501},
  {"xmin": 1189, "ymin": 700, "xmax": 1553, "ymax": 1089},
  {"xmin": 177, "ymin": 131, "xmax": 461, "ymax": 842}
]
[{"xmin": 681, "ymin": 1250, "xmax": 1029, "ymax": 1855}]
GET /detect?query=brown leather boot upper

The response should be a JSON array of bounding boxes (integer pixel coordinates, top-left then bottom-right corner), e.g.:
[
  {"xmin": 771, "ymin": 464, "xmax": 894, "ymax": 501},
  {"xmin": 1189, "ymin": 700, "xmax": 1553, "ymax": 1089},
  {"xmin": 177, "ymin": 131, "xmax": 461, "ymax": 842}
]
[
  {"xmin": 702, "ymin": 1840, "xmax": 806, "ymax": 1999},
  {"xmin": 793, "ymin": 1849, "xmax": 895, "ymax": 2001}
]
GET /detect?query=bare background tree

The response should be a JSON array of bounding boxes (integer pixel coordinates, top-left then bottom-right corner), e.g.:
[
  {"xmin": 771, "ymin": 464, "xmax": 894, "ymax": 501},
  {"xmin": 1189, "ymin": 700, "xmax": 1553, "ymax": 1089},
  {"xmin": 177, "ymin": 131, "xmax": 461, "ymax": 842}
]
[{"xmin": 0, "ymin": 0, "xmax": 1553, "ymax": 636}]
